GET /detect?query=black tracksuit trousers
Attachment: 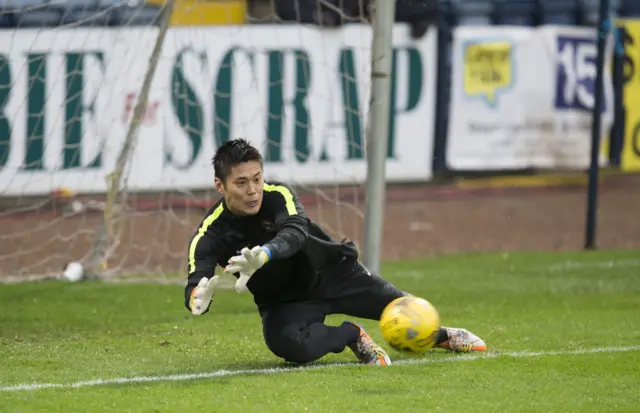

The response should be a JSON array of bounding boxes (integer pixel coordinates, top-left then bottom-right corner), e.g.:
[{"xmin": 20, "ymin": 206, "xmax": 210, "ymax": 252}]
[{"xmin": 258, "ymin": 260, "xmax": 407, "ymax": 364}]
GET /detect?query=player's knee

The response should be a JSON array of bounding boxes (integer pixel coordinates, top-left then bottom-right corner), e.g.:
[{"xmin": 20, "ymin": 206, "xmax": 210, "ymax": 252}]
[{"xmin": 264, "ymin": 323, "xmax": 317, "ymax": 364}]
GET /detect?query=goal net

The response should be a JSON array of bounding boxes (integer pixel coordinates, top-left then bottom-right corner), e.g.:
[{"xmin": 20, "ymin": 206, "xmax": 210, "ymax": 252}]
[{"xmin": 0, "ymin": 0, "xmax": 437, "ymax": 282}]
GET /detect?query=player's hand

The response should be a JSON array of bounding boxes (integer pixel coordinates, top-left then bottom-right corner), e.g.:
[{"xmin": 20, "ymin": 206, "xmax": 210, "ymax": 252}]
[
  {"xmin": 189, "ymin": 276, "xmax": 219, "ymax": 315},
  {"xmin": 224, "ymin": 246, "xmax": 269, "ymax": 290},
  {"xmin": 233, "ymin": 272, "xmax": 251, "ymax": 293}
]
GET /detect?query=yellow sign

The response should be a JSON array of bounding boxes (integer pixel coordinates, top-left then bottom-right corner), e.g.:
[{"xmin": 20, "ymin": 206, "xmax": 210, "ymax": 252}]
[
  {"xmin": 617, "ymin": 19, "xmax": 640, "ymax": 172},
  {"xmin": 146, "ymin": 0, "xmax": 246, "ymax": 25},
  {"xmin": 463, "ymin": 40, "xmax": 513, "ymax": 106}
]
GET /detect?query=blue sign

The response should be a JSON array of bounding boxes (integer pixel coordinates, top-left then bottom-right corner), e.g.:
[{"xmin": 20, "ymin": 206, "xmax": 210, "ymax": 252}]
[{"xmin": 555, "ymin": 35, "xmax": 605, "ymax": 112}]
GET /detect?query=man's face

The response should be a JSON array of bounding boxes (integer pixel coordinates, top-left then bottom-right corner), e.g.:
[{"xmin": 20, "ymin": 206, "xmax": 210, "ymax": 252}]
[{"xmin": 216, "ymin": 161, "xmax": 264, "ymax": 216}]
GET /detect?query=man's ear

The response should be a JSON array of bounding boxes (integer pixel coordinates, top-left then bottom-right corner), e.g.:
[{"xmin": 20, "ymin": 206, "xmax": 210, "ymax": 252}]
[{"xmin": 214, "ymin": 177, "xmax": 224, "ymax": 195}]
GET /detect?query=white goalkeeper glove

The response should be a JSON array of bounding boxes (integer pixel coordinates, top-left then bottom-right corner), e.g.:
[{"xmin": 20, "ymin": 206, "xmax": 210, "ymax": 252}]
[
  {"xmin": 189, "ymin": 276, "xmax": 222, "ymax": 315},
  {"xmin": 224, "ymin": 246, "xmax": 270, "ymax": 292}
]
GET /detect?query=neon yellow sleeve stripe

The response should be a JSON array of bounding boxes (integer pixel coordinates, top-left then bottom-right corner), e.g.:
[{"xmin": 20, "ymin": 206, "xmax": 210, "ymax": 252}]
[
  {"xmin": 264, "ymin": 183, "xmax": 297, "ymax": 216},
  {"xmin": 188, "ymin": 203, "xmax": 224, "ymax": 274}
]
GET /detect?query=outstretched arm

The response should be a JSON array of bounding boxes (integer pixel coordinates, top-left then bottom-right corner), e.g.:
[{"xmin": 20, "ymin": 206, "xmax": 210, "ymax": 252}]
[
  {"xmin": 225, "ymin": 184, "xmax": 309, "ymax": 279},
  {"xmin": 261, "ymin": 184, "xmax": 309, "ymax": 261},
  {"xmin": 184, "ymin": 220, "xmax": 225, "ymax": 314}
]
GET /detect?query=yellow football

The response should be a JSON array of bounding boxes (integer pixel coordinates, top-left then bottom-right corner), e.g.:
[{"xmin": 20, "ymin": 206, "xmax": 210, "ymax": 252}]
[{"xmin": 379, "ymin": 296, "xmax": 441, "ymax": 353}]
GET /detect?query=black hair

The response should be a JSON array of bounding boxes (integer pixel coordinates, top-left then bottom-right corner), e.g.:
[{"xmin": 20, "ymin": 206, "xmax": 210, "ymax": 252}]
[{"xmin": 212, "ymin": 138, "xmax": 263, "ymax": 184}]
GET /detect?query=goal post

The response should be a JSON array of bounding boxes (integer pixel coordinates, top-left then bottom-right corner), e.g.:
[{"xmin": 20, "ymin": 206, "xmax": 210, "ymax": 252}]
[
  {"xmin": 363, "ymin": 0, "xmax": 396, "ymax": 275},
  {"xmin": 0, "ymin": 0, "xmax": 435, "ymax": 282}
]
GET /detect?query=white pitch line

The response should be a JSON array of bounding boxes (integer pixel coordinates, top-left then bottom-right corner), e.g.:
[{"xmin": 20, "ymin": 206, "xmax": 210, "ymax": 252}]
[
  {"xmin": 2, "ymin": 345, "xmax": 639, "ymax": 393},
  {"xmin": 545, "ymin": 259, "xmax": 640, "ymax": 273}
]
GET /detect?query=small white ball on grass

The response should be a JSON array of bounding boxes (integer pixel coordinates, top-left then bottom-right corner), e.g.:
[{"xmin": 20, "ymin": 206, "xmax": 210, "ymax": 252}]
[{"xmin": 62, "ymin": 261, "xmax": 84, "ymax": 282}]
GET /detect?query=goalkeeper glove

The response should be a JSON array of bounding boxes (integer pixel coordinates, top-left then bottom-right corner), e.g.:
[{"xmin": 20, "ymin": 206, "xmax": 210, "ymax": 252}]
[
  {"xmin": 189, "ymin": 276, "xmax": 220, "ymax": 315},
  {"xmin": 224, "ymin": 246, "xmax": 270, "ymax": 292}
]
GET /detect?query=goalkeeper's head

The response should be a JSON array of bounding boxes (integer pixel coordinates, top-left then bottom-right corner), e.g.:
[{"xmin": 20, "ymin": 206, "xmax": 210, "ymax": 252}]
[{"xmin": 212, "ymin": 138, "xmax": 264, "ymax": 216}]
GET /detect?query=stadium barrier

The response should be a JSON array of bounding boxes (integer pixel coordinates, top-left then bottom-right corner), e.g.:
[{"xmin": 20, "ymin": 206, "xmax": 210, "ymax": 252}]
[
  {"xmin": 0, "ymin": 25, "xmax": 438, "ymax": 196},
  {"xmin": 1, "ymin": 23, "xmax": 628, "ymax": 197}
]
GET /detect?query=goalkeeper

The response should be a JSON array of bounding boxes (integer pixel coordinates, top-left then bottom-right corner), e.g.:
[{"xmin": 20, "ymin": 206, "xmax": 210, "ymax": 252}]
[{"xmin": 184, "ymin": 139, "xmax": 486, "ymax": 366}]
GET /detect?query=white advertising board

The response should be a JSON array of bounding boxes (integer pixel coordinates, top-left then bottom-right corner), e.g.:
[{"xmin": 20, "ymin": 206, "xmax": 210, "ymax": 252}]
[
  {"xmin": 0, "ymin": 25, "xmax": 437, "ymax": 195},
  {"xmin": 447, "ymin": 25, "xmax": 613, "ymax": 170}
]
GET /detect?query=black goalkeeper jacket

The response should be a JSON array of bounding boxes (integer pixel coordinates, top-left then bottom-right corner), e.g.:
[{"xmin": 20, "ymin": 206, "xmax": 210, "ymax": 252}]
[{"xmin": 184, "ymin": 181, "xmax": 358, "ymax": 312}]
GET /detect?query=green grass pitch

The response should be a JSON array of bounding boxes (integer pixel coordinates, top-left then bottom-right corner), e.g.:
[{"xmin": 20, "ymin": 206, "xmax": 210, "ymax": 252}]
[{"xmin": 1, "ymin": 250, "xmax": 639, "ymax": 412}]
